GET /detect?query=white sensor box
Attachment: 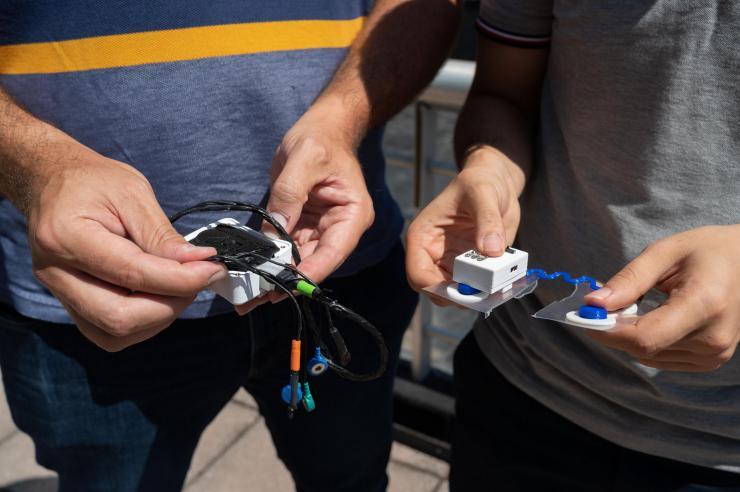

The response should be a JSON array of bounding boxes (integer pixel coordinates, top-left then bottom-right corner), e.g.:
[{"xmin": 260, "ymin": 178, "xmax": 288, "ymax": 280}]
[
  {"xmin": 452, "ymin": 247, "xmax": 529, "ymax": 294},
  {"xmin": 185, "ymin": 218, "xmax": 292, "ymax": 305}
]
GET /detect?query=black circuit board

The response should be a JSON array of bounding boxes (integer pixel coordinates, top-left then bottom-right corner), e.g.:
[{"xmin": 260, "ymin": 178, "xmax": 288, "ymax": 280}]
[{"xmin": 189, "ymin": 224, "xmax": 280, "ymax": 260}]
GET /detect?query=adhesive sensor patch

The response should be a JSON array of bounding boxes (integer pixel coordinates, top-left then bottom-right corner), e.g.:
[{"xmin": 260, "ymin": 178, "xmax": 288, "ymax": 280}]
[
  {"xmin": 534, "ymin": 281, "xmax": 642, "ymax": 331},
  {"xmin": 445, "ymin": 283, "xmax": 490, "ymax": 304},
  {"xmin": 424, "ymin": 275, "xmax": 539, "ymax": 315},
  {"xmin": 564, "ymin": 303, "xmax": 638, "ymax": 330}
]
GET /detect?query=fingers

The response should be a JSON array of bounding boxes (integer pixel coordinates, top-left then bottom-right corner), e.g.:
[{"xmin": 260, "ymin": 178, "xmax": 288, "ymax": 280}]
[
  {"xmin": 40, "ymin": 265, "xmax": 194, "ymax": 350},
  {"xmin": 405, "ymin": 218, "xmax": 449, "ymax": 292},
  {"xmin": 285, "ymin": 200, "xmax": 371, "ymax": 283},
  {"xmin": 234, "ymin": 297, "xmax": 269, "ymax": 316},
  {"xmin": 635, "ymin": 360, "xmax": 706, "ymax": 372},
  {"xmin": 293, "ymin": 215, "xmax": 367, "ymax": 283},
  {"xmin": 637, "ymin": 347, "xmax": 735, "ymax": 370},
  {"xmin": 266, "ymin": 153, "xmax": 315, "ymax": 234},
  {"xmin": 467, "ymin": 182, "xmax": 506, "ymax": 257},
  {"xmin": 119, "ymin": 181, "xmax": 217, "ymax": 263},
  {"xmin": 405, "ymin": 218, "xmax": 453, "ymax": 305},
  {"xmin": 294, "ymin": 246, "xmax": 343, "ymax": 285},
  {"xmin": 427, "ymin": 292, "xmax": 459, "ymax": 308},
  {"xmin": 54, "ymin": 220, "xmax": 227, "ymax": 296},
  {"xmin": 636, "ymin": 346, "xmax": 734, "ymax": 372},
  {"xmin": 584, "ymin": 227, "xmax": 740, "ymax": 373},
  {"xmin": 233, "ymin": 289, "xmax": 289, "ymax": 315},
  {"xmin": 62, "ymin": 300, "xmax": 168, "ymax": 352},
  {"xmin": 267, "ymin": 137, "xmax": 374, "ymax": 282},
  {"xmin": 584, "ymin": 240, "xmax": 683, "ymax": 311},
  {"xmin": 405, "ymin": 255, "xmax": 449, "ymax": 295},
  {"xmin": 591, "ymin": 315, "xmax": 735, "ymax": 372},
  {"xmin": 588, "ymin": 284, "xmax": 715, "ymax": 359}
]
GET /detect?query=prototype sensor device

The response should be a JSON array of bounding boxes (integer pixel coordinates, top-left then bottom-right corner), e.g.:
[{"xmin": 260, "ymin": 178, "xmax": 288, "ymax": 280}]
[
  {"xmin": 424, "ymin": 242, "xmax": 648, "ymax": 331},
  {"xmin": 185, "ymin": 218, "xmax": 292, "ymax": 304},
  {"xmin": 451, "ymin": 247, "xmax": 528, "ymax": 294},
  {"xmin": 170, "ymin": 200, "xmax": 390, "ymax": 419}
]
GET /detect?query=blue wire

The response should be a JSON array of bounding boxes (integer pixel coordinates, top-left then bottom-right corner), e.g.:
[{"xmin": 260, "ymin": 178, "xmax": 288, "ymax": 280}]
[{"xmin": 526, "ymin": 269, "xmax": 601, "ymax": 291}]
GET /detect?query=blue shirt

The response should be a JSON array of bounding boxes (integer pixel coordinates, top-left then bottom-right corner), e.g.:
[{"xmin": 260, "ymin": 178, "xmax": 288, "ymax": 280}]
[{"xmin": 0, "ymin": 0, "xmax": 403, "ymax": 323}]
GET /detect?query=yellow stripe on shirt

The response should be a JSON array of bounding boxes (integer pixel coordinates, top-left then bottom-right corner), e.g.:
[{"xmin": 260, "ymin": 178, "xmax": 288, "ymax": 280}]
[{"xmin": 0, "ymin": 17, "xmax": 365, "ymax": 75}]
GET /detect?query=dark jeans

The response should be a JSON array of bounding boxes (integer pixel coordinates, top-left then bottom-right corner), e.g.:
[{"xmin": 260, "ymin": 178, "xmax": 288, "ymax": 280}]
[
  {"xmin": 450, "ymin": 332, "xmax": 740, "ymax": 492},
  {"xmin": 0, "ymin": 242, "xmax": 417, "ymax": 492}
]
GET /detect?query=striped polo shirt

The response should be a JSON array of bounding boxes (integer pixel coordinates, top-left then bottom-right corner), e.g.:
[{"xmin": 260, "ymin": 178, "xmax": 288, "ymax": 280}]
[{"xmin": 0, "ymin": 1, "xmax": 403, "ymax": 323}]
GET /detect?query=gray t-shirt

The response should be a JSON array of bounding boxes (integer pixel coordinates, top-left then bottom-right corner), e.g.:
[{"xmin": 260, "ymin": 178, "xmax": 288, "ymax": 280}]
[{"xmin": 476, "ymin": 0, "xmax": 740, "ymax": 471}]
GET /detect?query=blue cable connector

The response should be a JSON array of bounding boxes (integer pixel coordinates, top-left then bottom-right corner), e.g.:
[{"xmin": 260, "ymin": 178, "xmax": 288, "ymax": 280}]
[{"xmin": 526, "ymin": 269, "xmax": 601, "ymax": 291}]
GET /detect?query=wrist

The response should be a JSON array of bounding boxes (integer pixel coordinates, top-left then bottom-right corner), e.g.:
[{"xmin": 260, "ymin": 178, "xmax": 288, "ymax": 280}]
[
  {"xmin": 461, "ymin": 146, "xmax": 526, "ymax": 196},
  {"xmin": 0, "ymin": 117, "xmax": 75, "ymax": 214},
  {"xmin": 5, "ymin": 121, "xmax": 103, "ymax": 222},
  {"xmin": 301, "ymin": 92, "xmax": 369, "ymax": 151}
]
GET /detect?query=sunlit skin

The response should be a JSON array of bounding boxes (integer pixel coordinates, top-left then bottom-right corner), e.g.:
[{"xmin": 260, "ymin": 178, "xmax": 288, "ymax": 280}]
[{"xmin": 405, "ymin": 33, "xmax": 740, "ymax": 373}]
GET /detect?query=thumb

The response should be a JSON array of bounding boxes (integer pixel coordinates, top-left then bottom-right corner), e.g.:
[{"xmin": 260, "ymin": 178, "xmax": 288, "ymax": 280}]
[
  {"xmin": 126, "ymin": 200, "xmax": 216, "ymax": 263},
  {"xmin": 468, "ymin": 185, "xmax": 506, "ymax": 257},
  {"xmin": 266, "ymin": 161, "xmax": 313, "ymax": 234},
  {"xmin": 585, "ymin": 242, "xmax": 680, "ymax": 311}
]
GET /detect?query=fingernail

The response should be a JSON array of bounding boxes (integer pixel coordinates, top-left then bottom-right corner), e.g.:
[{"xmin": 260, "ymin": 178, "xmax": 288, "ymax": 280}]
[
  {"xmin": 179, "ymin": 243, "xmax": 200, "ymax": 253},
  {"xmin": 270, "ymin": 212, "xmax": 288, "ymax": 229},
  {"xmin": 482, "ymin": 233, "xmax": 503, "ymax": 254},
  {"xmin": 208, "ymin": 268, "xmax": 228, "ymax": 286},
  {"xmin": 179, "ymin": 242, "xmax": 213, "ymax": 255},
  {"xmin": 587, "ymin": 286, "xmax": 612, "ymax": 300}
]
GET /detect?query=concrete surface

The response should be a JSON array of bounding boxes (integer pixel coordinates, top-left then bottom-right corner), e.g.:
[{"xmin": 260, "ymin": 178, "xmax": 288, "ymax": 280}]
[{"xmin": 0, "ymin": 384, "xmax": 449, "ymax": 492}]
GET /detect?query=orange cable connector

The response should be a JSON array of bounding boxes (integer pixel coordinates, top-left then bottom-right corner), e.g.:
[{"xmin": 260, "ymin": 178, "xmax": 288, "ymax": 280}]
[{"xmin": 290, "ymin": 339, "xmax": 301, "ymax": 373}]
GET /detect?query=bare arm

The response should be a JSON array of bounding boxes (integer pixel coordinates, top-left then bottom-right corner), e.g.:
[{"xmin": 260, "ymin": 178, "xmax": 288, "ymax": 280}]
[
  {"xmin": 0, "ymin": 88, "xmax": 223, "ymax": 351},
  {"xmin": 454, "ymin": 35, "xmax": 549, "ymax": 194},
  {"xmin": 313, "ymin": 0, "xmax": 462, "ymax": 146},
  {"xmin": 257, "ymin": 0, "xmax": 462, "ymax": 298},
  {"xmin": 0, "ymin": 89, "xmax": 67, "ymax": 213},
  {"xmin": 406, "ymin": 35, "xmax": 548, "ymax": 296}
]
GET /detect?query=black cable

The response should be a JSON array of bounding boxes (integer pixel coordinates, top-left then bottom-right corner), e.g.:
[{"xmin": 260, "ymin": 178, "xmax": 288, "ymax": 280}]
[
  {"xmin": 325, "ymin": 305, "xmax": 351, "ymax": 366},
  {"xmin": 313, "ymin": 291, "xmax": 389, "ymax": 382},
  {"xmin": 212, "ymin": 254, "xmax": 304, "ymax": 340},
  {"xmin": 169, "ymin": 201, "xmax": 388, "ymax": 382},
  {"xmin": 303, "ymin": 299, "xmax": 324, "ymax": 348},
  {"xmin": 245, "ymin": 252, "xmax": 318, "ymax": 286},
  {"xmin": 236, "ymin": 254, "xmax": 386, "ymax": 381},
  {"xmin": 168, "ymin": 200, "xmax": 301, "ymax": 264}
]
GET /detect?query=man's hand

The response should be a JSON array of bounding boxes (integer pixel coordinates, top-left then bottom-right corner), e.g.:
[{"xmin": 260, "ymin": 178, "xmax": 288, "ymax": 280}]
[
  {"xmin": 406, "ymin": 149, "xmax": 524, "ymax": 306},
  {"xmin": 585, "ymin": 225, "xmax": 740, "ymax": 372},
  {"xmin": 405, "ymin": 32, "xmax": 546, "ymax": 306},
  {"xmin": 231, "ymin": 0, "xmax": 461, "ymax": 316},
  {"xmin": 234, "ymin": 100, "xmax": 374, "ymax": 315},
  {"xmin": 26, "ymin": 141, "xmax": 226, "ymax": 351}
]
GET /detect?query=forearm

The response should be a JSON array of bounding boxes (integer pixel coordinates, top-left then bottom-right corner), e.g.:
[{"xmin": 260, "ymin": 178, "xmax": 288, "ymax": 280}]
[
  {"xmin": 0, "ymin": 88, "xmax": 75, "ymax": 214},
  {"xmin": 310, "ymin": 0, "xmax": 461, "ymax": 148},
  {"xmin": 453, "ymin": 36, "xmax": 548, "ymax": 195},
  {"xmin": 453, "ymin": 94, "xmax": 535, "ymax": 195}
]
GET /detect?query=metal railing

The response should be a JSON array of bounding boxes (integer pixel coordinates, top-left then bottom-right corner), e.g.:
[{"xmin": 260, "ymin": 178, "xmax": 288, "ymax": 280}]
[{"xmin": 387, "ymin": 59, "xmax": 475, "ymax": 380}]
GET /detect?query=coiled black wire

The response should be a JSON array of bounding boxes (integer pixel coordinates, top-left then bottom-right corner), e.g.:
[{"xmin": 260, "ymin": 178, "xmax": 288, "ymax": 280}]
[
  {"xmin": 169, "ymin": 200, "xmax": 301, "ymax": 264},
  {"xmin": 169, "ymin": 201, "xmax": 388, "ymax": 382}
]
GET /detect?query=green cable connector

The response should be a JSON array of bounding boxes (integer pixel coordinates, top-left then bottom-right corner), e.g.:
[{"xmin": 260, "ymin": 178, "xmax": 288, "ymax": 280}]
[
  {"xmin": 296, "ymin": 280, "xmax": 316, "ymax": 298},
  {"xmin": 301, "ymin": 382, "xmax": 316, "ymax": 412}
]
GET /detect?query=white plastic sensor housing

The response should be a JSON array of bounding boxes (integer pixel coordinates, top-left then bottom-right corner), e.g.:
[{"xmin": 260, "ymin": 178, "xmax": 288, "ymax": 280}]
[
  {"xmin": 452, "ymin": 247, "xmax": 529, "ymax": 294},
  {"xmin": 185, "ymin": 218, "xmax": 292, "ymax": 305}
]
